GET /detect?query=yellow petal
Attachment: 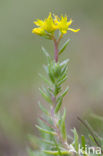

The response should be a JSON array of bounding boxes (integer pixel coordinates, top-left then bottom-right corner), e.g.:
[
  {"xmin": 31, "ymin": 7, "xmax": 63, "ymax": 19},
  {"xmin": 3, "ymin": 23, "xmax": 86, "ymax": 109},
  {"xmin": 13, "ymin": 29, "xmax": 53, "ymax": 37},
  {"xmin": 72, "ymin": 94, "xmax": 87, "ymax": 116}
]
[
  {"xmin": 32, "ymin": 28, "xmax": 45, "ymax": 35},
  {"xmin": 48, "ymin": 12, "xmax": 52, "ymax": 20},
  {"xmin": 67, "ymin": 19, "xmax": 72, "ymax": 26},
  {"xmin": 68, "ymin": 28, "xmax": 80, "ymax": 32},
  {"xmin": 34, "ymin": 19, "xmax": 44, "ymax": 27},
  {"xmin": 54, "ymin": 15, "xmax": 60, "ymax": 24}
]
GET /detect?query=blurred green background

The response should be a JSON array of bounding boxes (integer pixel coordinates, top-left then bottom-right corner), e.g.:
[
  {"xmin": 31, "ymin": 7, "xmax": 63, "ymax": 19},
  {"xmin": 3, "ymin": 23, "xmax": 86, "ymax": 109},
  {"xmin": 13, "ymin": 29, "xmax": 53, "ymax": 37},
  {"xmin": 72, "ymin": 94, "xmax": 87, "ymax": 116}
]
[{"xmin": 0, "ymin": 0, "xmax": 103, "ymax": 155}]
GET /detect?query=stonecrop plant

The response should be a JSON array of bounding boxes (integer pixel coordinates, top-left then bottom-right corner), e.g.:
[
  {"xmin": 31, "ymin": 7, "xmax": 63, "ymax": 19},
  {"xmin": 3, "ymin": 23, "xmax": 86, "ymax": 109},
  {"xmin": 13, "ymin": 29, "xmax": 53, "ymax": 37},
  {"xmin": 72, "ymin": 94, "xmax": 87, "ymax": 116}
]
[{"xmin": 29, "ymin": 13, "xmax": 103, "ymax": 156}]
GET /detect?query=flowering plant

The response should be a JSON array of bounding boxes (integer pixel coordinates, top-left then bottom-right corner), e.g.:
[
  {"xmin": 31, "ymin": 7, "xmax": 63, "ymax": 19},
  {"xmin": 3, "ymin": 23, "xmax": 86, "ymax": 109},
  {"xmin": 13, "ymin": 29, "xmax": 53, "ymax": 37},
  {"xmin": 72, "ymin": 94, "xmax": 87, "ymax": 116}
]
[{"xmin": 29, "ymin": 13, "xmax": 103, "ymax": 156}]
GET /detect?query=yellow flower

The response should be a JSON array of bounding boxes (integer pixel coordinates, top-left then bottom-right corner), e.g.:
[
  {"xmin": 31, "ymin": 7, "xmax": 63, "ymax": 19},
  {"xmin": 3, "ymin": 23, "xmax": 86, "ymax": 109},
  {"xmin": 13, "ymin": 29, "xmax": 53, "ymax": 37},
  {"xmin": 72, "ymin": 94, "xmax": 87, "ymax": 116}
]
[
  {"xmin": 32, "ymin": 27, "xmax": 45, "ymax": 36},
  {"xmin": 43, "ymin": 13, "xmax": 57, "ymax": 33},
  {"xmin": 54, "ymin": 15, "xmax": 80, "ymax": 34},
  {"xmin": 34, "ymin": 19, "xmax": 44, "ymax": 27},
  {"xmin": 32, "ymin": 13, "xmax": 57, "ymax": 36},
  {"xmin": 32, "ymin": 13, "xmax": 80, "ymax": 36}
]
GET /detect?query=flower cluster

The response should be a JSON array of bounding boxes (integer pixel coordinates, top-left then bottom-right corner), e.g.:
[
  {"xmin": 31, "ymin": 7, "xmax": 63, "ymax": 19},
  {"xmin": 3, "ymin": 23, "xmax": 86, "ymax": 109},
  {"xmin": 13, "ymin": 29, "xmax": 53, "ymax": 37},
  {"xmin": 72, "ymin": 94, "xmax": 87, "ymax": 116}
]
[{"xmin": 32, "ymin": 13, "xmax": 80, "ymax": 38}]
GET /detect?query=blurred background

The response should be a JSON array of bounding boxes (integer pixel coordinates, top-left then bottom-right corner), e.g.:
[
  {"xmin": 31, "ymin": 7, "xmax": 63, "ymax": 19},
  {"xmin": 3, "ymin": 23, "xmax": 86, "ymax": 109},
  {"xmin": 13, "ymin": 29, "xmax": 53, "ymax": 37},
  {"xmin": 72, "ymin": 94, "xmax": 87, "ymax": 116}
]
[{"xmin": 0, "ymin": 0, "xmax": 103, "ymax": 155}]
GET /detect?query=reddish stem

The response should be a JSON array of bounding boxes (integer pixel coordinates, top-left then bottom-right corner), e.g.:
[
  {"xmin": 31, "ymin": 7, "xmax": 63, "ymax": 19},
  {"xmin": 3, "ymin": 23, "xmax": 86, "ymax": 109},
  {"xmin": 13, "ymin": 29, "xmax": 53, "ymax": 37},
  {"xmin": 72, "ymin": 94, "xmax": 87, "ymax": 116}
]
[
  {"xmin": 52, "ymin": 37, "xmax": 59, "ymax": 63},
  {"xmin": 54, "ymin": 40, "xmax": 58, "ymax": 63},
  {"xmin": 53, "ymin": 34, "xmax": 63, "ymax": 63}
]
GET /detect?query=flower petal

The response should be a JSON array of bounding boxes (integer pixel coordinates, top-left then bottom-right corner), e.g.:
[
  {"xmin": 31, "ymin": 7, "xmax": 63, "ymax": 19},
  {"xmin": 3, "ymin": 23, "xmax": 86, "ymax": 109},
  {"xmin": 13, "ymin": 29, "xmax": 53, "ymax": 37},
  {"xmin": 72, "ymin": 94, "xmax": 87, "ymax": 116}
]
[
  {"xmin": 68, "ymin": 28, "xmax": 80, "ymax": 32},
  {"xmin": 67, "ymin": 19, "xmax": 72, "ymax": 26},
  {"xmin": 32, "ymin": 28, "xmax": 45, "ymax": 35}
]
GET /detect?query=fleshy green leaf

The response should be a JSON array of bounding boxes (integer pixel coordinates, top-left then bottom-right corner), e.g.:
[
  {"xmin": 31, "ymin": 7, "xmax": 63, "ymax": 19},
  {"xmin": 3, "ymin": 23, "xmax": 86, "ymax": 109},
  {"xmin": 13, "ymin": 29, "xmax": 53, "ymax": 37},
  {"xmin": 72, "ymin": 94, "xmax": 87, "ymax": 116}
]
[
  {"xmin": 59, "ymin": 39, "xmax": 70, "ymax": 55},
  {"xmin": 54, "ymin": 84, "xmax": 61, "ymax": 96},
  {"xmin": 53, "ymin": 137, "xmax": 62, "ymax": 156},
  {"xmin": 39, "ymin": 73, "xmax": 51, "ymax": 85},
  {"xmin": 61, "ymin": 87, "xmax": 69, "ymax": 97},
  {"xmin": 72, "ymin": 128, "xmax": 79, "ymax": 152},
  {"xmin": 42, "ymin": 47, "xmax": 50, "ymax": 57},
  {"xmin": 41, "ymin": 47, "xmax": 51, "ymax": 63},
  {"xmin": 55, "ymin": 96, "xmax": 63, "ymax": 113},
  {"xmin": 36, "ymin": 125, "xmax": 57, "ymax": 135},
  {"xmin": 57, "ymin": 76, "xmax": 68, "ymax": 85},
  {"xmin": 60, "ymin": 59, "xmax": 70, "ymax": 66},
  {"xmin": 81, "ymin": 135, "xmax": 86, "ymax": 151},
  {"xmin": 60, "ymin": 65, "xmax": 68, "ymax": 76},
  {"xmin": 38, "ymin": 101, "xmax": 50, "ymax": 116},
  {"xmin": 43, "ymin": 150, "xmax": 71, "ymax": 155},
  {"xmin": 48, "ymin": 64, "xmax": 55, "ymax": 83},
  {"xmin": 61, "ymin": 109, "xmax": 67, "ymax": 141},
  {"xmin": 39, "ymin": 88, "xmax": 52, "ymax": 104}
]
